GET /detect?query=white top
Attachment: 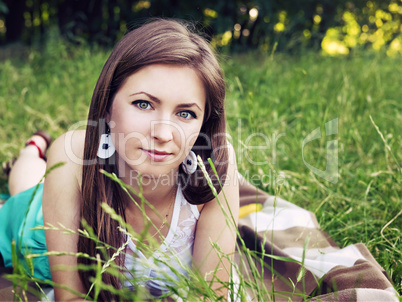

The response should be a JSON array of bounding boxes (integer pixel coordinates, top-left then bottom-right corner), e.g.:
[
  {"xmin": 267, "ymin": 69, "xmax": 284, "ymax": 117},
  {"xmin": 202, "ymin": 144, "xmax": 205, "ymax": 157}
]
[{"xmin": 123, "ymin": 185, "xmax": 200, "ymax": 298}]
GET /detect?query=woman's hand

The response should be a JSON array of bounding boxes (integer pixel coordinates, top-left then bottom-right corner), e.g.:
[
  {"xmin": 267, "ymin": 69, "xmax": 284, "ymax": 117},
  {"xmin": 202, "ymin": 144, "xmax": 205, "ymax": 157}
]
[
  {"xmin": 42, "ymin": 130, "xmax": 87, "ymax": 300},
  {"xmin": 192, "ymin": 144, "xmax": 240, "ymax": 300}
]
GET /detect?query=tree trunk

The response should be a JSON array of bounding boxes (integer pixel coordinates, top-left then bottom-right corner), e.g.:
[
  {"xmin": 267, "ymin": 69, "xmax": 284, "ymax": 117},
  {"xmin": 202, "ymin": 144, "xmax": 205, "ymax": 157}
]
[{"xmin": 4, "ymin": 0, "xmax": 26, "ymax": 42}]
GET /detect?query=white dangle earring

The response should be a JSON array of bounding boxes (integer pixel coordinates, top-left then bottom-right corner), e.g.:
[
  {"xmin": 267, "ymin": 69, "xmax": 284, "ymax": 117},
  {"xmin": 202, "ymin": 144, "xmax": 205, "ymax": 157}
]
[
  {"xmin": 97, "ymin": 128, "xmax": 116, "ymax": 159},
  {"xmin": 182, "ymin": 150, "xmax": 197, "ymax": 174}
]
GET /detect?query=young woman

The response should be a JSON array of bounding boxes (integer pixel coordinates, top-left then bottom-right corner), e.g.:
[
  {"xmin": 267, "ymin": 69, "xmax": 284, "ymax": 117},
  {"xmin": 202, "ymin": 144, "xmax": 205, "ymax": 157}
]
[{"xmin": 0, "ymin": 19, "xmax": 239, "ymax": 301}]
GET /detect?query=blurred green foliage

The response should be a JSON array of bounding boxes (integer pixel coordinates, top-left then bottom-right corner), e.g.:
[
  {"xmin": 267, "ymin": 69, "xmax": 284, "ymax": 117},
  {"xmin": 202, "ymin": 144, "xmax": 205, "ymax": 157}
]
[{"xmin": 0, "ymin": 0, "xmax": 401, "ymax": 55}]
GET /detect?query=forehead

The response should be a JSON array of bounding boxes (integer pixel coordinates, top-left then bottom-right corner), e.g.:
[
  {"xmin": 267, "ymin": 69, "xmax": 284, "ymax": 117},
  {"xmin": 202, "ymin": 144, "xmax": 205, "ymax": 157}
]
[{"xmin": 118, "ymin": 64, "xmax": 206, "ymax": 109}]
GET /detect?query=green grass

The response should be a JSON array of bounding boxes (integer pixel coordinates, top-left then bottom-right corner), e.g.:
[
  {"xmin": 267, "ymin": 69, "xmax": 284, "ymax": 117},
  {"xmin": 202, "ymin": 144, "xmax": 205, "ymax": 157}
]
[
  {"xmin": 0, "ymin": 39, "xmax": 401, "ymax": 299},
  {"xmin": 223, "ymin": 50, "xmax": 401, "ymax": 294}
]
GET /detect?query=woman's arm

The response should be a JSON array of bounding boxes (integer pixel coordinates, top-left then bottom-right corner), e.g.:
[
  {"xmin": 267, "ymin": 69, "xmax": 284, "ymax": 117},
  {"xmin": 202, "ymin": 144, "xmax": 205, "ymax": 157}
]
[
  {"xmin": 192, "ymin": 144, "xmax": 240, "ymax": 299},
  {"xmin": 42, "ymin": 131, "xmax": 86, "ymax": 300}
]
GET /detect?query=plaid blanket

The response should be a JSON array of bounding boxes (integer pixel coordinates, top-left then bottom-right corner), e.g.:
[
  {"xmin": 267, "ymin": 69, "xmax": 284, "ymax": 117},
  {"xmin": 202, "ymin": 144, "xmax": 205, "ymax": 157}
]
[{"xmin": 235, "ymin": 176, "xmax": 398, "ymax": 301}]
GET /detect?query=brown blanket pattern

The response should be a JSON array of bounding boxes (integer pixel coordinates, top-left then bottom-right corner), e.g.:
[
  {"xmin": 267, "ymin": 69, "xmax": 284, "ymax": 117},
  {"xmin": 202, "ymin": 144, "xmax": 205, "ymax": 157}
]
[{"xmin": 235, "ymin": 176, "xmax": 398, "ymax": 301}]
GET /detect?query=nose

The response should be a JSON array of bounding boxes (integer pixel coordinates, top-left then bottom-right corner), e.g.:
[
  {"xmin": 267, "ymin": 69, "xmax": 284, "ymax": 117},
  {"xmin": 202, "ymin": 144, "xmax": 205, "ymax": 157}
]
[{"xmin": 151, "ymin": 121, "xmax": 174, "ymax": 143}]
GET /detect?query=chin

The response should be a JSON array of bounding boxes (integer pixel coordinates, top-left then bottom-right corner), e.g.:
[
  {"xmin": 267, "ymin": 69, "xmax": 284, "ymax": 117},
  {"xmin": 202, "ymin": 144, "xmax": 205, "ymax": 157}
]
[{"xmin": 126, "ymin": 165, "xmax": 179, "ymax": 185}]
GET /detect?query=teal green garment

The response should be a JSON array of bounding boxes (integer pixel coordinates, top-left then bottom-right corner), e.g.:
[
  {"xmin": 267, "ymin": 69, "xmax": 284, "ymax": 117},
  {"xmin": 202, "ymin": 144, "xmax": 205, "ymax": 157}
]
[{"xmin": 0, "ymin": 183, "xmax": 51, "ymax": 281}]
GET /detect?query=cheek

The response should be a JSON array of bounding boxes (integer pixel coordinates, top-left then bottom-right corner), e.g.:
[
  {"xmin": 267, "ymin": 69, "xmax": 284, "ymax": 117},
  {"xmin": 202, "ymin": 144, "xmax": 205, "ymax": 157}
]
[
  {"xmin": 183, "ymin": 123, "xmax": 204, "ymax": 150},
  {"xmin": 110, "ymin": 116, "xmax": 150, "ymax": 153},
  {"xmin": 110, "ymin": 110, "xmax": 151, "ymax": 135}
]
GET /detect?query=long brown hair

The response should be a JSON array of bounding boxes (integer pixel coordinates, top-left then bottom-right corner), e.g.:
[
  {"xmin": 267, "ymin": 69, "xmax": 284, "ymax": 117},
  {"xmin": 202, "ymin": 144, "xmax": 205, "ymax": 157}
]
[{"xmin": 79, "ymin": 19, "xmax": 228, "ymax": 299}]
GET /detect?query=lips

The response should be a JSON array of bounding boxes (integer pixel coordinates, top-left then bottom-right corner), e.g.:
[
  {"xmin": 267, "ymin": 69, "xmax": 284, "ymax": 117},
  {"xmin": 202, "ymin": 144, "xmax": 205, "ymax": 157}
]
[{"xmin": 142, "ymin": 149, "xmax": 172, "ymax": 162}]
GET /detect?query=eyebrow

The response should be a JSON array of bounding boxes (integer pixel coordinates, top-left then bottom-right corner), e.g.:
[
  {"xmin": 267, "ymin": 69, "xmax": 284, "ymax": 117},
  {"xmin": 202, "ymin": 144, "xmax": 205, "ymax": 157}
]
[{"xmin": 130, "ymin": 91, "xmax": 203, "ymax": 111}]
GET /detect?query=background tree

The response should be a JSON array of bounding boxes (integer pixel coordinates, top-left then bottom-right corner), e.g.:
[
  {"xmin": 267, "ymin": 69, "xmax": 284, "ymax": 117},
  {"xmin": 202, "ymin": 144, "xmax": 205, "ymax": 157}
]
[{"xmin": 0, "ymin": 0, "xmax": 401, "ymax": 55}]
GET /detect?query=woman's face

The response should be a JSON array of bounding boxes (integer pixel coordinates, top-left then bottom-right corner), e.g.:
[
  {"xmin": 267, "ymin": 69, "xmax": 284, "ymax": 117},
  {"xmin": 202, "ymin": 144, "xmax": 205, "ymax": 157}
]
[{"xmin": 107, "ymin": 64, "xmax": 206, "ymax": 180}]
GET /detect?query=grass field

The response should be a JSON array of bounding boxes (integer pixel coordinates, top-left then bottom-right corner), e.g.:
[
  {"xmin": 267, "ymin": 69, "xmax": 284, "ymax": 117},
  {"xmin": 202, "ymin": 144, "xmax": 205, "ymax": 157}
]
[{"xmin": 0, "ymin": 39, "xmax": 401, "ymax": 298}]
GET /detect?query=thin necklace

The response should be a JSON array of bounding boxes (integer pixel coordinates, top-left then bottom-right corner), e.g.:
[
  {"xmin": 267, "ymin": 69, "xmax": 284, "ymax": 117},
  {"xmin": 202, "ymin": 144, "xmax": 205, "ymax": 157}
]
[{"xmin": 149, "ymin": 186, "xmax": 177, "ymax": 239}]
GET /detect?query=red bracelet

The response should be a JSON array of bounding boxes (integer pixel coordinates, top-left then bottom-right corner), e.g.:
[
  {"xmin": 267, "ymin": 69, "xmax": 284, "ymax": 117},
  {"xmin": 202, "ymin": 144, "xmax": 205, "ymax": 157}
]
[{"xmin": 25, "ymin": 140, "xmax": 45, "ymax": 159}]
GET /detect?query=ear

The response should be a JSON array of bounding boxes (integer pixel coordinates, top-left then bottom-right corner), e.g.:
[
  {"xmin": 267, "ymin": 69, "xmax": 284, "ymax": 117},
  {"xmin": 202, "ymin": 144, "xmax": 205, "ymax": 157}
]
[{"xmin": 105, "ymin": 110, "xmax": 111, "ymax": 124}]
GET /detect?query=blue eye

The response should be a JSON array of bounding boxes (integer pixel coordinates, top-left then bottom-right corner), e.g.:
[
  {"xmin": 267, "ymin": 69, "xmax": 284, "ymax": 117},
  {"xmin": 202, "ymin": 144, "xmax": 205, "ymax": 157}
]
[
  {"xmin": 178, "ymin": 111, "xmax": 196, "ymax": 119},
  {"xmin": 133, "ymin": 100, "xmax": 151, "ymax": 110}
]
